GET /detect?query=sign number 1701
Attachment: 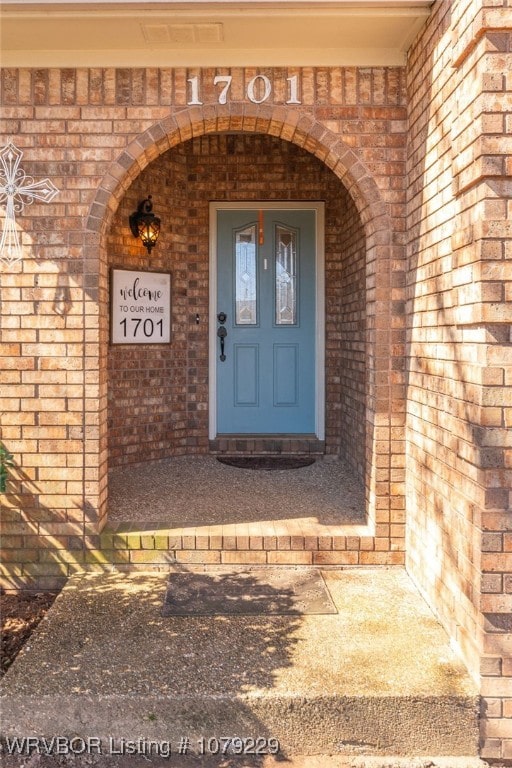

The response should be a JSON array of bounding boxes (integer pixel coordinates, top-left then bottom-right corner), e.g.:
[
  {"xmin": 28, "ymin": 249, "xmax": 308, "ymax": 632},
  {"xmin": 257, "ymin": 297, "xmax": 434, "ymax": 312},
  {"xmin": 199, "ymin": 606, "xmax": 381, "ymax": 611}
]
[
  {"xmin": 119, "ymin": 317, "xmax": 165, "ymax": 339},
  {"xmin": 111, "ymin": 269, "xmax": 171, "ymax": 345}
]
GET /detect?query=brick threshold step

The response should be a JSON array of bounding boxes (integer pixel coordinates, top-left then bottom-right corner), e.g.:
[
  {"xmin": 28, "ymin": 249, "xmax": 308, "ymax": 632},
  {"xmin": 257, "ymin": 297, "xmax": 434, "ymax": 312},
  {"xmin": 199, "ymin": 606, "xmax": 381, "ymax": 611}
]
[
  {"xmin": 209, "ymin": 434, "xmax": 325, "ymax": 455},
  {"xmin": 97, "ymin": 521, "xmax": 405, "ymax": 566}
]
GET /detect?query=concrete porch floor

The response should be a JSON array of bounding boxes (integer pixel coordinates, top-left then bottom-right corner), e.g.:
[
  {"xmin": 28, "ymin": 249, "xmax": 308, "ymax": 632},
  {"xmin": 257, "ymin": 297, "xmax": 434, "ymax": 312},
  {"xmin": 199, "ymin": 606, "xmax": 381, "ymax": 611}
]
[
  {"xmin": 1, "ymin": 568, "xmax": 480, "ymax": 760},
  {"xmin": 108, "ymin": 455, "xmax": 366, "ymax": 528},
  {"xmin": 101, "ymin": 457, "xmax": 381, "ymax": 568}
]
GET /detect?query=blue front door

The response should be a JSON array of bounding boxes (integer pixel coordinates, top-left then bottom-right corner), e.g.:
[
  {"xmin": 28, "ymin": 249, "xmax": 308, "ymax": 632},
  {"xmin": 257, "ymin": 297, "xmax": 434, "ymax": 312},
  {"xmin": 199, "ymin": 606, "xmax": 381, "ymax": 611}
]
[{"xmin": 216, "ymin": 208, "xmax": 316, "ymax": 434}]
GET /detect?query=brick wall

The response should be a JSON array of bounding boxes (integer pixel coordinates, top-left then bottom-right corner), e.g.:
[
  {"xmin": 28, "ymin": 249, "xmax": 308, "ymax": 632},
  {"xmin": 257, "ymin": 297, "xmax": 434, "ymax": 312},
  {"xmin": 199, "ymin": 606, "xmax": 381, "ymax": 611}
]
[
  {"xmin": 406, "ymin": 0, "xmax": 512, "ymax": 758},
  {"xmin": 107, "ymin": 151, "xmax": 194, "ymax": 465},
  {"xmin": 0, "ymin": 68, "xmax": 407, "ymax": 583},
  {"xmin": 0, "ymin": 36, "xmax": 510, "ymax": 758},
  {"xmin": 107, "ymin": 135, "xmax": 366, "ymax": 474}
]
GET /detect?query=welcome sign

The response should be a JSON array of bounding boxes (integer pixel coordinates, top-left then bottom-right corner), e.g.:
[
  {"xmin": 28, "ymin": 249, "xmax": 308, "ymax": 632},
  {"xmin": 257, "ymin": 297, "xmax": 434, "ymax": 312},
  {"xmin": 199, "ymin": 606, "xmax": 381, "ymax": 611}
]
[{"xmin": 110, "ymin": 269, "xmax": 171, "ymax": 344}]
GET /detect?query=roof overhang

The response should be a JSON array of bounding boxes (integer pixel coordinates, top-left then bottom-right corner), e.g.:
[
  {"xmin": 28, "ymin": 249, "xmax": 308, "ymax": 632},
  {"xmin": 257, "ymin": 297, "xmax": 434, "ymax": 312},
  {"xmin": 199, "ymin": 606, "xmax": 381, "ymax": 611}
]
[{"xmin": 0, "ymin": 1, "xmax": 432, "ymax": 67}]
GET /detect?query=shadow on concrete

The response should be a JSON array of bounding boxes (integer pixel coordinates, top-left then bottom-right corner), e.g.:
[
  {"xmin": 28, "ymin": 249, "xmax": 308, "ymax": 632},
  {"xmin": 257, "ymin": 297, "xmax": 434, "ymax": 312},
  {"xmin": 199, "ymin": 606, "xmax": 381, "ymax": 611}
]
[
  {"xmin": 161, "ymin": 567, "xmax": 336, "ymax": 616},
  {"xmin": 1, "ymin": 570, "xmax": 303, "ymax": 766}
]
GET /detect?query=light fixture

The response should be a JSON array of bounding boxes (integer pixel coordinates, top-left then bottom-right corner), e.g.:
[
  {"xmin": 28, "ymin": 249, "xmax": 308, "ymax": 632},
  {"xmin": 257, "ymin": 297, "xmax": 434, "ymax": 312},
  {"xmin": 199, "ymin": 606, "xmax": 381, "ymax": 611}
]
[{"xmin": 129, "ymin": 196, "xmax": 161, "ymax": 255}]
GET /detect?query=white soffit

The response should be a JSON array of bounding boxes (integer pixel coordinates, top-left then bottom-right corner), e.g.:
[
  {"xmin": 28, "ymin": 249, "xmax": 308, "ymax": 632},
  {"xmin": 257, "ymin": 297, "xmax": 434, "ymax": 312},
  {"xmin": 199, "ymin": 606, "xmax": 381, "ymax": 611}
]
[{"xmin": 0, "ymin": 1, "xmax": 433, "ymax": 67}]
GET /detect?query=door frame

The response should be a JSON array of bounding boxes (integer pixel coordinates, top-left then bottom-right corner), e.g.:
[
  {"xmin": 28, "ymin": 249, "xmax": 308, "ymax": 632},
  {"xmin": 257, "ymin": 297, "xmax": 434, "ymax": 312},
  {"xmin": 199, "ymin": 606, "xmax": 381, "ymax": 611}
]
[{"xmin": 209, "ymin": 201, "xmax": 325, "ymax": 440}]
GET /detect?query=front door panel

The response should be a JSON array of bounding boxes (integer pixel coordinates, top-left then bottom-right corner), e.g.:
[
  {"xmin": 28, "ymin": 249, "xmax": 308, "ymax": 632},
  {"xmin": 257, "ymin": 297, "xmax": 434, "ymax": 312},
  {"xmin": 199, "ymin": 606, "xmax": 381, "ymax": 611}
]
[{"xmin": 216, "ymin": 208, "xmax": 316, "ymax": 434}]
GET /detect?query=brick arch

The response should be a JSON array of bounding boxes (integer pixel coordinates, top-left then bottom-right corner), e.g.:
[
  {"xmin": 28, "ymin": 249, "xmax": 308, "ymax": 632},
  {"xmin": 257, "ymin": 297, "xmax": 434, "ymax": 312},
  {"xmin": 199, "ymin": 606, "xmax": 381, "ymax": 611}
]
[
  {"xmin": 90, "ymin": 103, "xmax": 399, "ymax": 544},
  {"xmin": 86, "ymin": 103, "xmax": 390, "ymax": 239}
]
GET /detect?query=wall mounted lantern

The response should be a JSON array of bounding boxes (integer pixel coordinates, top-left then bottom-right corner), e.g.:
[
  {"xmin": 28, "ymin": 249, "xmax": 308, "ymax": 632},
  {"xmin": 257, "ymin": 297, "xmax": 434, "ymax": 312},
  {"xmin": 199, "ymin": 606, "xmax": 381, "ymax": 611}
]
[{"xmin": 129, "ymin": 195, "xmax": 161, "ymax": 255}]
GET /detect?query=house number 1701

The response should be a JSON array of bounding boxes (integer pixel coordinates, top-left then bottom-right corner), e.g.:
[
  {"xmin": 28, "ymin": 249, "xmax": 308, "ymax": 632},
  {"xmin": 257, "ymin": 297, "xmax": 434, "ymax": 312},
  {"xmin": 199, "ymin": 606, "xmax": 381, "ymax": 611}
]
[{"xmin": 187, "ymin": 75, "xmax": 301, "ymax": 106}]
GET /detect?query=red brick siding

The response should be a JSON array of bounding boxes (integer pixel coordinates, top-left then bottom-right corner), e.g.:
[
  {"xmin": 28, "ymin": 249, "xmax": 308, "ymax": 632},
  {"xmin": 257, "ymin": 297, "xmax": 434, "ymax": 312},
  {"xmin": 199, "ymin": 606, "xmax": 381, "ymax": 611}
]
[
  {"xmin": 107, "ymin": 135, "xmax": 366, "ymax": 473},
  {"xmin": 406, "ymin": 0, "xmax": 512, "ymax": 758},
  {"xmin": 0, "ymin": 67, "xmax": 407, "ymax": 583},
  {"xmin": 0, "ymin": 31, "xmax": 509, "ymax": 758}
]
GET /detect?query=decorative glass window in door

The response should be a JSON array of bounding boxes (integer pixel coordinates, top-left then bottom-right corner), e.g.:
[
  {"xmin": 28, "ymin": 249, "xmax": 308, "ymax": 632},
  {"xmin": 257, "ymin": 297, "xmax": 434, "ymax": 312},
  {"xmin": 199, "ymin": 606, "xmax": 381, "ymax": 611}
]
[
  {"xmin": 235, "ymin": 225, "xmax": 257, "ymax": 325},
  {"xmin": 275, "ymin": 225, "xmax": 297, "ymax": 325}
]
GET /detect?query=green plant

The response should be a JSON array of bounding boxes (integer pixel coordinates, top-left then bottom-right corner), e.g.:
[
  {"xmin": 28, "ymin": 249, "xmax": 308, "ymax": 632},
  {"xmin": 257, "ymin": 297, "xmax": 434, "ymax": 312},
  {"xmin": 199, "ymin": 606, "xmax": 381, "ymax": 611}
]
[{"xmin": 0, "ymin": 445, "xmax": 14, "ymax": 493}]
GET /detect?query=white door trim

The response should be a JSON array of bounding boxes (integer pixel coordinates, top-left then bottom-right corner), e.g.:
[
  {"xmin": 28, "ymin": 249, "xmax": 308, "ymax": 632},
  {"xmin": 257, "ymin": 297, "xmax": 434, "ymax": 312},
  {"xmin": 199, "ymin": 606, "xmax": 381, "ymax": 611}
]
[{"xmin": 209, "ymin": 201, "xmax": 325, "ymax": 440}]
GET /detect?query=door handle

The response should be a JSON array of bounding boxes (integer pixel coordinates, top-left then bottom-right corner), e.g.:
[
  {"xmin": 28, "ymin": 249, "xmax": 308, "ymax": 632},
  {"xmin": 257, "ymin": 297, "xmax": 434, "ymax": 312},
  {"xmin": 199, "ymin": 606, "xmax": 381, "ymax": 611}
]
[
  {"xmin": 217, "ymin": 312, "xmax": 227, "ymax": 361},
  {"xmin": 217, "ymin": 326, "xmax": 227, "ymax": 361}
]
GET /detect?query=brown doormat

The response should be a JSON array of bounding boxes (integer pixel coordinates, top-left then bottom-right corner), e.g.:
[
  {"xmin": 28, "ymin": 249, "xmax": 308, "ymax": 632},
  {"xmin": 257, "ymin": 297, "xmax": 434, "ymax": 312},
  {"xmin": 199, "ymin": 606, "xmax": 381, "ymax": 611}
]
[
  {"xmin": 162, "ymin": 567, "xmax": 337, "ymax": 616},
  {"xmin": 217, "ymin": 456, "xmax": 315, "ymax": 470}
]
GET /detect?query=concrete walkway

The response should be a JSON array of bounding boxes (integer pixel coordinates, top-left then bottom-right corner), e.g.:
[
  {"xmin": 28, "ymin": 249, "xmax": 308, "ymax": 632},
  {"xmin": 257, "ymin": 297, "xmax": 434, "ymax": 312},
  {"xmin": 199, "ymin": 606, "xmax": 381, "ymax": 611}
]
[{"xmin": 1, "ymin": 568, "xmax": 479, "ymax": 760}]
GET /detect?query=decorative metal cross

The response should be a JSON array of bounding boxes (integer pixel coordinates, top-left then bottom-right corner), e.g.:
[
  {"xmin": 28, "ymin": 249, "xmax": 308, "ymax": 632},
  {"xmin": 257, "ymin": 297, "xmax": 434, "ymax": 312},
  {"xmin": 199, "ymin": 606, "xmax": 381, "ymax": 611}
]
[{"xmin": 0, "ymin": 141, "xmax": 59, "ymax": 265}]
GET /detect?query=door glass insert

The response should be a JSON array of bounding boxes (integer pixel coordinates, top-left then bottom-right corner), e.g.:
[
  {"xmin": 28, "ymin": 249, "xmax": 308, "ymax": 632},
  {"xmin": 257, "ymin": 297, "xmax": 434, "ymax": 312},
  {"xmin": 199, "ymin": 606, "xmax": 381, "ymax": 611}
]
[
  {"xmin": 275, "ymin": 225, "xmax": 297, "ymax": 325},
  {"xmin": 235, "ymin": 224, "xmax": 257, "ymax": 325}
]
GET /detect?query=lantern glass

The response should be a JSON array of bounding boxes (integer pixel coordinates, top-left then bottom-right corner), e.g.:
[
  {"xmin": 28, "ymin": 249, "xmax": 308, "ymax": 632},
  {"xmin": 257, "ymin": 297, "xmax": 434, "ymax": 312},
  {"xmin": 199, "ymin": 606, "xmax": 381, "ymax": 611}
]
[
  {"xmin": 138, "ymin": 216, "xmax": 160, "ymax": 253},
  {"xmin": 129, "ymin": 196, "xmax": 161, "ymax": 255}
]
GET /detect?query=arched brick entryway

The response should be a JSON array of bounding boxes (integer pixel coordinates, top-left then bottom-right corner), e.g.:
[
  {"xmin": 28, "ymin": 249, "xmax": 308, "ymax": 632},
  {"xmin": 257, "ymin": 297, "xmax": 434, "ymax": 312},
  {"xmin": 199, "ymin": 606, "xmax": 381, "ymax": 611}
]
[{"xmin": 87, "ymin": 104, "xmax": 404, "ymax": 561}]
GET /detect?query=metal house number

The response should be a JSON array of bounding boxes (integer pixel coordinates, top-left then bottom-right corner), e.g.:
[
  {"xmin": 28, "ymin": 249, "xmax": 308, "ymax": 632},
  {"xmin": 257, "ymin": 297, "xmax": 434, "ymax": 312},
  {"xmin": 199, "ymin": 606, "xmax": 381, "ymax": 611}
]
[{"xmin": 187, "ymin": 74, "xmax": 301, "ymax": 106}]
